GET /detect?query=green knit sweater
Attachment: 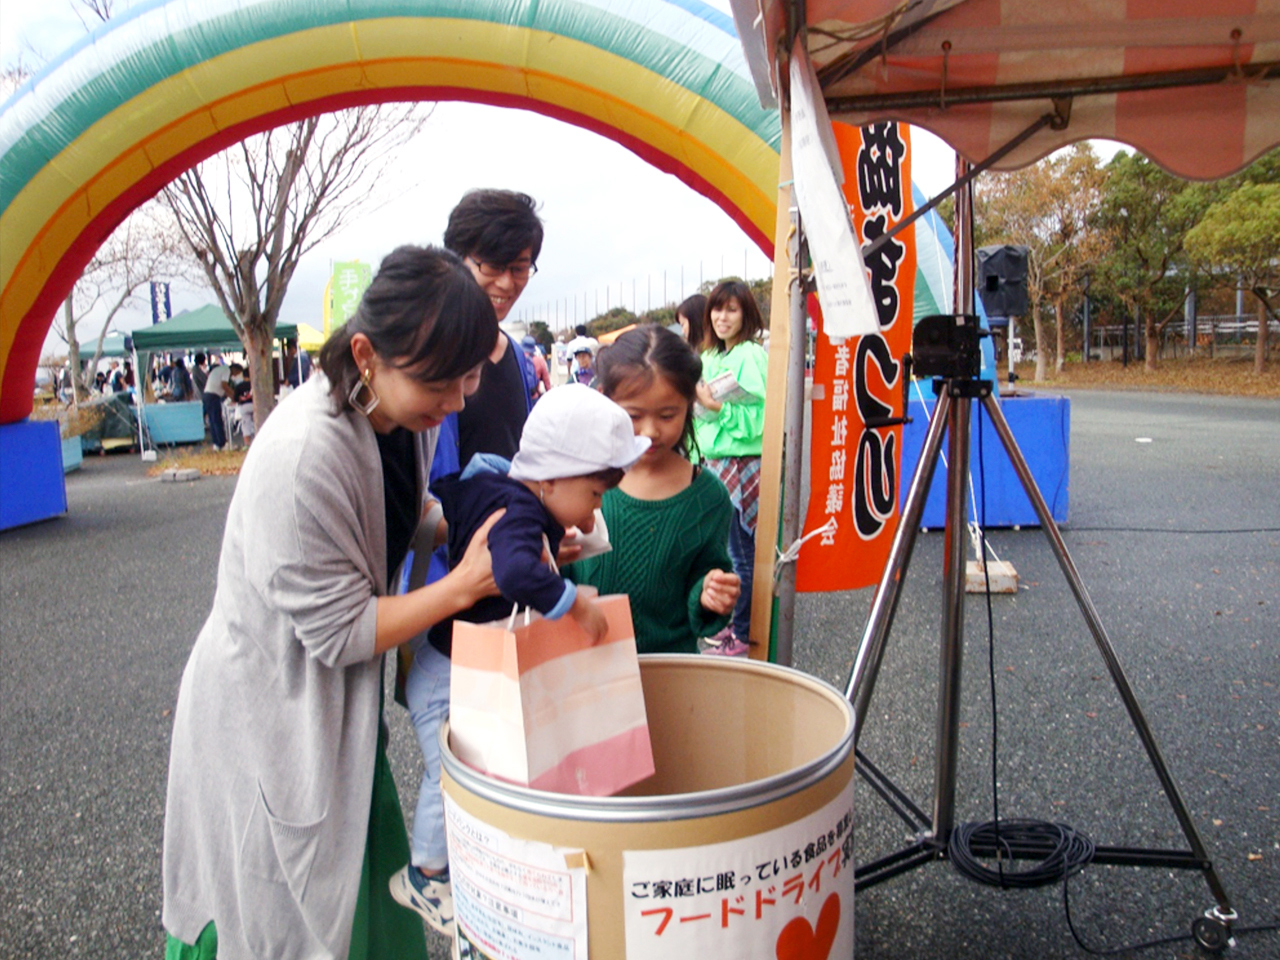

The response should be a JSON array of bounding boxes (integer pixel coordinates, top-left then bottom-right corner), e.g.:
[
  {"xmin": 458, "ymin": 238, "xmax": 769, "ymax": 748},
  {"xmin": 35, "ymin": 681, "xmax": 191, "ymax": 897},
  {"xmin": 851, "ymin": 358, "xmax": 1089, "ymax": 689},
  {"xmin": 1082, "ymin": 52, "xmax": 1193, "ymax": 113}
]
[{"xmin": 566, "ymin": 467, "xmax": 733, "ymax": 654}]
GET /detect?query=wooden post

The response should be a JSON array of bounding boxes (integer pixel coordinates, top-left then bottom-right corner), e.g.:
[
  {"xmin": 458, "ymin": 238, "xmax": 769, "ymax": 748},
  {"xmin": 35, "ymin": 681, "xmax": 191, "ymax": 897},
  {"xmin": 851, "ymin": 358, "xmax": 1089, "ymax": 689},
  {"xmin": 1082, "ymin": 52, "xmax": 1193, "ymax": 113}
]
[{"xmin": 748, "ymin": 118, "xmax": 795, "ymax": 660}]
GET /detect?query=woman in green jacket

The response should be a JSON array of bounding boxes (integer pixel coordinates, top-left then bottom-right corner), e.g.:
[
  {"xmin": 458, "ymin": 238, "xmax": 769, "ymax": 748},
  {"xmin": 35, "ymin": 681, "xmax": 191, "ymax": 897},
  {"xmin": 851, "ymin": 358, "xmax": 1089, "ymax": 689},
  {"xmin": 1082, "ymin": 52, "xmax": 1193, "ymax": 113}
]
[{"xmin": 693, "ymin": 280, "xmax": 768, "ymax": 657}]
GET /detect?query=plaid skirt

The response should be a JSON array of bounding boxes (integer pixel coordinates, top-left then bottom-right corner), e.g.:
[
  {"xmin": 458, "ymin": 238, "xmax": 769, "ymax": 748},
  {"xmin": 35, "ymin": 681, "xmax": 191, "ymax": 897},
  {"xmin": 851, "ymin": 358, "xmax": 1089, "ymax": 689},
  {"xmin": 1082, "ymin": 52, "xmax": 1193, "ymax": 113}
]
[{"xmin": 703, "ymin": 455, "xmax": 762, "ymax": 534}]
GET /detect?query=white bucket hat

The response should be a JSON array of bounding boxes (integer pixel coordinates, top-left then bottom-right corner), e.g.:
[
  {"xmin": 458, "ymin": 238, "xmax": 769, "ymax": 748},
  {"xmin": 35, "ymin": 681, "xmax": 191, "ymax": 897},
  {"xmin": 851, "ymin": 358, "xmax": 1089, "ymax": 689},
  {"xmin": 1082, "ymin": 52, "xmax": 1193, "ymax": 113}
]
[{"xmin": 509, "ymin": 383, "xmax": 651, "ymax": 481}]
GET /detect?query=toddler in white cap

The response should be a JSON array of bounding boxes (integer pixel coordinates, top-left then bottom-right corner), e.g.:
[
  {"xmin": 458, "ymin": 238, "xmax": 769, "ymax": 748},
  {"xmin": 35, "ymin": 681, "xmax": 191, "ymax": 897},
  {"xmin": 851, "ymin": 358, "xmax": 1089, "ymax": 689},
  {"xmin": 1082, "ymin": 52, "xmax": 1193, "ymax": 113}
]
[{"xmin": 426, "ymin": 383, "xmax": 650, "ymax": 648}]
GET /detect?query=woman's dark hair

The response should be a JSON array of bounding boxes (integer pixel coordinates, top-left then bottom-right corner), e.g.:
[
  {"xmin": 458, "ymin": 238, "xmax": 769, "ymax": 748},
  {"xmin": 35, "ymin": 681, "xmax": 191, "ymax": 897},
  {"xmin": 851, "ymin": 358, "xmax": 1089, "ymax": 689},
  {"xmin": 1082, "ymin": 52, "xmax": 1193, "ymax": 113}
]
[
  {"xmin": 319, "ymin": 245, "xmax": 497, "ymax": 411},
  {"xmin": 444, "ymin": 189, "xmax": 544, "ymax": 264},
  {"xmin": 675, "ymin": 293, "xmax": 707, "ymax": 348},
  {"xmin": 703, "ymin": 279, "xmax": 764, "ymax": 354},
  {"xmin": 596, "ymin": 324, "xmax": 703, "ymax": 459}
]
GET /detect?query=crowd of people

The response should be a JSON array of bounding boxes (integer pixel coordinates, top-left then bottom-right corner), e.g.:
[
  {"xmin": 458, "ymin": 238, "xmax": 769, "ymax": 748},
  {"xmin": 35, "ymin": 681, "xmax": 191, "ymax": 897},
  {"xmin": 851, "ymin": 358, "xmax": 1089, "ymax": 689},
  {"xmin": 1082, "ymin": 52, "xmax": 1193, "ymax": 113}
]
[
  {"xmin": 70, "ymin": 343, "xmax": 317, "ymax": 451},
  {"xmin": 160, "ymin": 188, "xmax": 769, "ymax": 959}
]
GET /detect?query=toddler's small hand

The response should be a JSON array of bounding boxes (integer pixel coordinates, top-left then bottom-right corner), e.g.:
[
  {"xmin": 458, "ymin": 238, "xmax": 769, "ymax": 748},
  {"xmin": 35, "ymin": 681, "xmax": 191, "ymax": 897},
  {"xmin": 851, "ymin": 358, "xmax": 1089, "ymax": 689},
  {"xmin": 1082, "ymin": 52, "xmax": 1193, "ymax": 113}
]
[
  {"xmin": 701, "ymin": 569, "xmax": 741, "ymax": 616},
  {"xmin": 571, "ymin": 593, "xmax": 609, "ymax": 644}
]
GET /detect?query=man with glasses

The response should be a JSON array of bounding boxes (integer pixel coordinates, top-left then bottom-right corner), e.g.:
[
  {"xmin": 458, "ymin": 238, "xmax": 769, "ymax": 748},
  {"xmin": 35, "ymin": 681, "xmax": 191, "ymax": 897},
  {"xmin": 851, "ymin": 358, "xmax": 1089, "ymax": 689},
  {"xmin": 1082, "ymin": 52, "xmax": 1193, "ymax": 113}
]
[
  {"xmin": 435, "ymin": 189, "xmax": 543, "ymax": 473},
  {"xmin": 390, "ymin": 189, "xmax": 544, "ymax": 939}
]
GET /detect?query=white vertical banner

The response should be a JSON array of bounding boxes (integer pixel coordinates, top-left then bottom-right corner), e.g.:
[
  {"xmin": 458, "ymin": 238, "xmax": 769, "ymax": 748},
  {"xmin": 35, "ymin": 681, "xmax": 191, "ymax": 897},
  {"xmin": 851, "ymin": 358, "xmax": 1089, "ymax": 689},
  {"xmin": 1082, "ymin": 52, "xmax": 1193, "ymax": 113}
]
[{"xmin": 789, "ymin": 39, "xmax": 879, "ymax": 340}]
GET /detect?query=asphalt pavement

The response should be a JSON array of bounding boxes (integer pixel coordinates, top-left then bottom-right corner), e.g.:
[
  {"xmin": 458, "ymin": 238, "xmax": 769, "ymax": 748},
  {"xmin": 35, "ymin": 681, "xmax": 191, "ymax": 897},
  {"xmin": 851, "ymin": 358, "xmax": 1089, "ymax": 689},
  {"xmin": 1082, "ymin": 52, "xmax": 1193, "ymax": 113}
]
[{"xmin": 1, "ymin": 389, "xmax": 1276, "ymax": 959}]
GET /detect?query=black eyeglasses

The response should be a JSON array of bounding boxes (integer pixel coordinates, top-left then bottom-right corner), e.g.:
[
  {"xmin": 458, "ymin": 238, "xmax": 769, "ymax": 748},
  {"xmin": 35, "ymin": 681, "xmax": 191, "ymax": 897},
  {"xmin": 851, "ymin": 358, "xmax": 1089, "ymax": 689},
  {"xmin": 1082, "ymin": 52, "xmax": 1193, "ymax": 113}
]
[{"xmin": 468, "ymin": 257, "xmax": 538, "ymax": 280}]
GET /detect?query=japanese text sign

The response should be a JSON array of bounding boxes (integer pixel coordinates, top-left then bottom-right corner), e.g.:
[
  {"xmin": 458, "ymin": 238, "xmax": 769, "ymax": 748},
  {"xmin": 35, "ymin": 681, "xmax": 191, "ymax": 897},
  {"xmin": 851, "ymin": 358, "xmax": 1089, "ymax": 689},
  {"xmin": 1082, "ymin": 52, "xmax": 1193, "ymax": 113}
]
[{"xmin": 796, "ymin": 122, "xmax": 915, "ymax": 593}]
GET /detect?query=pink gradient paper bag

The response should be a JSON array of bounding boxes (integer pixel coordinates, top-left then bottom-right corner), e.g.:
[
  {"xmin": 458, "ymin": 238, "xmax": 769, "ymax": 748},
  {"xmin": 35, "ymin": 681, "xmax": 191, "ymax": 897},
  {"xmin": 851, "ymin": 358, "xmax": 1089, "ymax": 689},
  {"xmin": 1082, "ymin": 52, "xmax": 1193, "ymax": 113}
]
[{"xmin": 448, "ymin": 593, "xmax": 654, "ymax": 796}]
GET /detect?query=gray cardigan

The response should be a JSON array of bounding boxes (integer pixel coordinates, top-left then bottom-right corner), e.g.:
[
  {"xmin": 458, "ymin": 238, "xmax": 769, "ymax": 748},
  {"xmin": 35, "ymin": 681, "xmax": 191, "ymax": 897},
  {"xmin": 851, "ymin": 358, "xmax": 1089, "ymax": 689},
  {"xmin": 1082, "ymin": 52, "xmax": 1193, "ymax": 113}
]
[{"xmin": 162, "ymin": 375, "xmax": 436, "ymax": 959}]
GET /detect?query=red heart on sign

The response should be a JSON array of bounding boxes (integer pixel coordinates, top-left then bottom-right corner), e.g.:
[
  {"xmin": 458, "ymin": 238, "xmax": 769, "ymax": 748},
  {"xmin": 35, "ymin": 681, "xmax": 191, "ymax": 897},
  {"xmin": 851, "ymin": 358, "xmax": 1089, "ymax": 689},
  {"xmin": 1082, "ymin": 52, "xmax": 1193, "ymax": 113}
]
[{"xmin": 775, "ymin": 892, "xmax": 841, "ymax": 960}]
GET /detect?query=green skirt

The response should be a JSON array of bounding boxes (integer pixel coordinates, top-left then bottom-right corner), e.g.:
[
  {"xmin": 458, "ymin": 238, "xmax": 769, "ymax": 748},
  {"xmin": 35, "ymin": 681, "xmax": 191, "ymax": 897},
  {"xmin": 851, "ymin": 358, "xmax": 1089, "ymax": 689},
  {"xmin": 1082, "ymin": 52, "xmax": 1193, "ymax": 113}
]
[{"xmin": 164, "ymin": 723, "xmax": 427, "ymax": 960}]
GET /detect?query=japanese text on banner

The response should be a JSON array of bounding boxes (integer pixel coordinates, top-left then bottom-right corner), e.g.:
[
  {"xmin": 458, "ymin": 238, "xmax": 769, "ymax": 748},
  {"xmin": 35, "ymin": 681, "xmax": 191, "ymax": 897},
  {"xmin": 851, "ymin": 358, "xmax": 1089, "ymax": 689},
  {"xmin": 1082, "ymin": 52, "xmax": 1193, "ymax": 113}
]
[{"xmin": 796, "ymin": 122, "xmax": 915, "ymax": 593}]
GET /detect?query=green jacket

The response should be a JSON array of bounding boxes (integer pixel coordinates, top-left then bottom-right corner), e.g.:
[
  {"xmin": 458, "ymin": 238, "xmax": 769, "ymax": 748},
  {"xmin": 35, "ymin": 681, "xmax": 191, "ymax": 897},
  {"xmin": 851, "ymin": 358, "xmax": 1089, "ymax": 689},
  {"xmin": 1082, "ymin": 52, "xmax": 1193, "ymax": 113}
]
[{"xmin": 694, "ymin": 340, "xmax": 768, "ymax": 459}]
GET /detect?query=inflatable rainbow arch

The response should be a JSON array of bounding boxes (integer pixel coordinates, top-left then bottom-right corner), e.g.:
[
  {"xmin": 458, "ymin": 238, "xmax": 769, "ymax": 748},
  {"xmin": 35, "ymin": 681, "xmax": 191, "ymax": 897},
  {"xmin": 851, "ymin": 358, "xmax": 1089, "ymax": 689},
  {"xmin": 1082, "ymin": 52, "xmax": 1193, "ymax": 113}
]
[{"xmin": 0, "ymin": 0, "xmax": 783, "ymax": 423}]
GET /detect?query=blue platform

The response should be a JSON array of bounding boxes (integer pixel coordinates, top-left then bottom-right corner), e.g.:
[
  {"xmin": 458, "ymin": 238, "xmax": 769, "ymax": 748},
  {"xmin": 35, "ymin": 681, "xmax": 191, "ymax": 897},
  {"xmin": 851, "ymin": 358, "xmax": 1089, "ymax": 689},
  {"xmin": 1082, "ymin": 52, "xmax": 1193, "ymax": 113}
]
[
  {"xmin": 142, "ymin": 401, "xmax": 205, "ymax": 445},
  {"xmin": 899, "ymin": 392, "xmax": 1069, "ymax": 528},
  {"xmin": 1, "ymin": 420, "xmax": 68, "ymax": 530},
  {"xmin": 61, "ymin": 434, "xmax": 83, "ymax": 473}
]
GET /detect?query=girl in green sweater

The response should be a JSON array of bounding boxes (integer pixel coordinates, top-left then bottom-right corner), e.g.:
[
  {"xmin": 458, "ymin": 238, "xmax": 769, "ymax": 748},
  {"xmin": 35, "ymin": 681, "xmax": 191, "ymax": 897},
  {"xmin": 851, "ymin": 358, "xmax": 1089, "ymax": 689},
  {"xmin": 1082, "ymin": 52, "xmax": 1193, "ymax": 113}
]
[{"xmin": 567, "ymin": 325, "xmax": 740, "ymax": 654}]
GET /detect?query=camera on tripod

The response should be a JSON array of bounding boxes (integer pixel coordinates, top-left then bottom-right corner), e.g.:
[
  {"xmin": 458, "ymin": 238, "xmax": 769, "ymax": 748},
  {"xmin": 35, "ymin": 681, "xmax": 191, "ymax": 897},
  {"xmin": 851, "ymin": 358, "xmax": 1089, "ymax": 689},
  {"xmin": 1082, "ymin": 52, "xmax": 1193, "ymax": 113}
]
[{"xmin": 912, "ymin": 314, "xmax": 985, "ymax": 380}]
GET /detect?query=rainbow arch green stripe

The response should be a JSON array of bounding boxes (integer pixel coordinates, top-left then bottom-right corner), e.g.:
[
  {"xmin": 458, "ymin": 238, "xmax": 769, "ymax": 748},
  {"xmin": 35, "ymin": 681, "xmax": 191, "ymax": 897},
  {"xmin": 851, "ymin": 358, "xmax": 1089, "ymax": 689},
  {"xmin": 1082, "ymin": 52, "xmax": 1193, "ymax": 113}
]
[{"xmin": 0, "ymin": 0, "xmax": 782, "ymax": 423}]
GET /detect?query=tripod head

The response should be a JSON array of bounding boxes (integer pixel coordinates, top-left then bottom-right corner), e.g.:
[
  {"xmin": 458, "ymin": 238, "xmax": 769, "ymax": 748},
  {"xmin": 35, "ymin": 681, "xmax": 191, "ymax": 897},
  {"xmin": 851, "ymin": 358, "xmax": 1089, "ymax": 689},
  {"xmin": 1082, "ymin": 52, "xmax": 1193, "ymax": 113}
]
[{"xmin": 912, "ymin": 314, "xmax": 986, "ymax": 381}]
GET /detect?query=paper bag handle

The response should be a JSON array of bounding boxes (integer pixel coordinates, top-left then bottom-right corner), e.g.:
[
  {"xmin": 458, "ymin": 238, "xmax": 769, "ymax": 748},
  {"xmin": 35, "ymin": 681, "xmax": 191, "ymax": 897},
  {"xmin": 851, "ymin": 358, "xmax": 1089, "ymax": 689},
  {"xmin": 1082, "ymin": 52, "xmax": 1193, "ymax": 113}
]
[
  {"xmin": 505, "ymin": 603, "xmax": 535, "ymax": 631},
  {"xmin": 503, "ymin": 534, "xmax": 562, "ymax": 630}
]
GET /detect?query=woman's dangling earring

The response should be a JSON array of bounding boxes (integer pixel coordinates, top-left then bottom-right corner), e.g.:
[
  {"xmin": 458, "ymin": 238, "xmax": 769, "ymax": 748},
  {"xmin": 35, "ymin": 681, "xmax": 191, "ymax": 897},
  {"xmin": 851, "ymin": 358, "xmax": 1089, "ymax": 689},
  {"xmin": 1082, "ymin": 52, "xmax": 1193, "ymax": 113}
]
[
  {"xmin": 538, "ymin": 483, "xmax": 546, "ymax": 505},
  {"xmin": 349, "ymin": 368, "xmax": 380, "ymax": 416}
]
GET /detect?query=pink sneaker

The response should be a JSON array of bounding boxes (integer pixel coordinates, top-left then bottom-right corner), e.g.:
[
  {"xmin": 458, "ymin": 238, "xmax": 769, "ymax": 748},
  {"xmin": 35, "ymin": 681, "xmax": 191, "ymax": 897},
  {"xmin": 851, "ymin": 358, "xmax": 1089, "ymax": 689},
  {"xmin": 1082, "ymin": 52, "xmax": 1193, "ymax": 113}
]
[
  {"xmin": 703, "ymin": 625, "xmax": 734, "ymax": 648},
  {"xmin": 704, "ymin": 635, "xmax": 750, "ymax": 657}
]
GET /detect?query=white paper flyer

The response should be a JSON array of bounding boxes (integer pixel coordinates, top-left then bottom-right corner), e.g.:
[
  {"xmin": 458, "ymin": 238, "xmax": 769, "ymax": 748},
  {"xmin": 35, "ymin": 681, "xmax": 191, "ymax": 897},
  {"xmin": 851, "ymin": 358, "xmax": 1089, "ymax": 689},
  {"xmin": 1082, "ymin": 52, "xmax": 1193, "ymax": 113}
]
[{"xmin": 445, "ymin": 795, "xmax": 589, "ymax": 959}]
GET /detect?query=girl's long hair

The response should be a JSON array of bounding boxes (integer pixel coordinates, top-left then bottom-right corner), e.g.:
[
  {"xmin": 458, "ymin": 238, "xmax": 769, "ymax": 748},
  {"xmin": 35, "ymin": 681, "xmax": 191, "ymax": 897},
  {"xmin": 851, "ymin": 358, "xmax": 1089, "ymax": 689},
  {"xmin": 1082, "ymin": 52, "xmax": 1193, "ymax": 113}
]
[
  {"xmin": 595, "ymin": 324, "xmax": 702, "ymax": 459},
  {"xmin": 676, "ymin": 293, "xmax": 707, "ymax": 349}
]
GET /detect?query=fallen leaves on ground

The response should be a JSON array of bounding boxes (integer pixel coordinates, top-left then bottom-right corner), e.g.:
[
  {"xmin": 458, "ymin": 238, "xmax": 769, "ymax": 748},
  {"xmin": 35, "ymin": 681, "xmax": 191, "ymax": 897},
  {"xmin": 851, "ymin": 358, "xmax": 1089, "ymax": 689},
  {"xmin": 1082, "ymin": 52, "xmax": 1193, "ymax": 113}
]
[
  {"xmin": 1011, "ymin": 356, "xmax": 1279, "ymax": 399},
  {"xmin": 147, "ymin": 447, "xmax": 247, "ymax": 477}
]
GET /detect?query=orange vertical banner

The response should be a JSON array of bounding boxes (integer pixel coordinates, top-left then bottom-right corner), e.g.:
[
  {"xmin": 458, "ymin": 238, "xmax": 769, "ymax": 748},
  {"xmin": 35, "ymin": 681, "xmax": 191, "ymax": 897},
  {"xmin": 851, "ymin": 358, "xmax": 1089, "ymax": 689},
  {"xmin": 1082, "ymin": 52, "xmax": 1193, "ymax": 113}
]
[{"xmin": 796, "ymin": 122, "xmax": 916, "ymax": 593}]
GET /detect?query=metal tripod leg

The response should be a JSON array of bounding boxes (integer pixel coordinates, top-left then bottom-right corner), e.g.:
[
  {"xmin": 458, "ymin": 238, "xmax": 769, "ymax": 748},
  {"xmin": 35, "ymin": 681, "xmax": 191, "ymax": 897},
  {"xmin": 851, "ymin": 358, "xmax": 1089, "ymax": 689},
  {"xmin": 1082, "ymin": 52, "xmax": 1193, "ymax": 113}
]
[
  {"xmin": 846, "ymin": 386, "xmax": 952, "ymax": 734},
  {"xmin": 841, "ymin": 379, "xmax": 1234, "ymax": 922},
  {"xmin": 980, "ymin": 390, "xmax": 1234, "ymax": 915},
  {"xmin": 932, "ymin": 383, "xmax": 973, "ymax": 842},
  {"xmin": 846, "ymin": 378, "xmax": 978, "ymax": 847}
]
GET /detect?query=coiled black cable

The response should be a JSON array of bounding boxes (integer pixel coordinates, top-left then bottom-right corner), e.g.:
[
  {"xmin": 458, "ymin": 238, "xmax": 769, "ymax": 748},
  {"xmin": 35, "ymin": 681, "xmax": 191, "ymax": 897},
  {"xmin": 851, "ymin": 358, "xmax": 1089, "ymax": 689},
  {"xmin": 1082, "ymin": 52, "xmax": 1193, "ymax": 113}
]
[{"xmin": 949, "ymin": 818, "xmax": 1095, "ymax": 888}]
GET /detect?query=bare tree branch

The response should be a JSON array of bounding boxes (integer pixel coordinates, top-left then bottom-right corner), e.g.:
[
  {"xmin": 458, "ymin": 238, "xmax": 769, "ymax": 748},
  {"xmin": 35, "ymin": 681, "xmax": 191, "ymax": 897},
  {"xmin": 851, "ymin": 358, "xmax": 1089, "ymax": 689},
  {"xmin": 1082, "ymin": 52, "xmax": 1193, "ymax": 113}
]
[
  {"xmin": 160, "ymin": 103, "xmax": 432, "ymax": 427},
  {"xmin": 51, "ymin": 201, "xmax": 192, "ymax": 398}
]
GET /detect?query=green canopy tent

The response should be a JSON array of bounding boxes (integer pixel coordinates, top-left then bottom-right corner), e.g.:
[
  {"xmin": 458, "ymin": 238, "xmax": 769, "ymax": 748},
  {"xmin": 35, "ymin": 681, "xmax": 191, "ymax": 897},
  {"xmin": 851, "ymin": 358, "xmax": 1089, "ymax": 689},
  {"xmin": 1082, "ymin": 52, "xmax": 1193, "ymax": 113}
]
[
  {"xmin": 129, "ymin": 305, "xmax": 298, "ymax": 456},
  {"xmin": 74, "ymin": 333, "xmax": 131, "ymax": 358},
  {"xmin": 131, "ymin": 304, "xmax": 297, "ymax": 352}
]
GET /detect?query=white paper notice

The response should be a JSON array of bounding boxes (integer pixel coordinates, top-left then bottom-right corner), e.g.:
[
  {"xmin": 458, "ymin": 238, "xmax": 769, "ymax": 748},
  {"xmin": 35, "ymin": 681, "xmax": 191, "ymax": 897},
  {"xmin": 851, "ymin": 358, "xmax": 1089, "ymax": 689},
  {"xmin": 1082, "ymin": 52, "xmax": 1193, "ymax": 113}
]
[
  {"xmin": 789, "ymin": 40, "xmax": 879, "ymax": 341},
  {"xmin": 622, "ymin": 784, "xmax": 855, "ymax": 959},
  {"xmin": 445, "ymin": 795, "xmax": 589, "ymax": 959}
]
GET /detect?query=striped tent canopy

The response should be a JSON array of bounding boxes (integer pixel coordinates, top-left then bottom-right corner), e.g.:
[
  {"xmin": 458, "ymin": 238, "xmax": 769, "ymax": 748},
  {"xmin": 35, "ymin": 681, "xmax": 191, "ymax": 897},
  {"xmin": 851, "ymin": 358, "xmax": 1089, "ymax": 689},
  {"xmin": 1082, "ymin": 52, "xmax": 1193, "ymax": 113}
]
[{"xmin": 732, "ymin": 0, "xmax": 1280, "ymax": 179}]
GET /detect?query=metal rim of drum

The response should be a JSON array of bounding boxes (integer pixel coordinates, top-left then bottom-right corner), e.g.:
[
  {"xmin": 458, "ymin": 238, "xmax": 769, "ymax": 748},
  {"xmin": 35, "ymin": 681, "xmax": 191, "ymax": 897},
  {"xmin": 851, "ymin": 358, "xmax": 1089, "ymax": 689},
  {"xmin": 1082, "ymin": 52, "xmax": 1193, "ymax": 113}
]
[{"xmin": 439, "ymin": 654, "xmax": 856, "ymax": 824}]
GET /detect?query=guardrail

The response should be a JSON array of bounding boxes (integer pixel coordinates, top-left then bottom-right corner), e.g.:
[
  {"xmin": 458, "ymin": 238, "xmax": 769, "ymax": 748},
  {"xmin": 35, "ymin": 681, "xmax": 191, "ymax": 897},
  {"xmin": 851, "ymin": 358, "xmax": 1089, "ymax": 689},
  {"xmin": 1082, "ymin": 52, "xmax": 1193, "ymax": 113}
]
[{"xmin": 1086, "ymin": 314, "xmax": 1278, "ymax": 360}]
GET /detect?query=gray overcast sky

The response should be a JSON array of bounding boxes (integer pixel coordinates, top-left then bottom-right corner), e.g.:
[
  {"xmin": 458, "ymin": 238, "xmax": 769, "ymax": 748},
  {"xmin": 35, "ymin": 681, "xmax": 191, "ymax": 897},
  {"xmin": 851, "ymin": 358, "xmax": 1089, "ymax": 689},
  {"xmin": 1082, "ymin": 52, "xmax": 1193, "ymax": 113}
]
[{"xmin": 2, "ymin": 0, "xmax": 956, "ymax": 353}]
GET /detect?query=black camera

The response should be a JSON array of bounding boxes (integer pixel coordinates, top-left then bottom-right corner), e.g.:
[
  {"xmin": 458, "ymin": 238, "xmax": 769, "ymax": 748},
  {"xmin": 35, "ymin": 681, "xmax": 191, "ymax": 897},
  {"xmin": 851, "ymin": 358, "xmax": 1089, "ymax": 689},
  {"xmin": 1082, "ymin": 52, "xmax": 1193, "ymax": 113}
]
[{"xmin": 911, "ymin": 314, "xmax": 985, "ymax": 380}]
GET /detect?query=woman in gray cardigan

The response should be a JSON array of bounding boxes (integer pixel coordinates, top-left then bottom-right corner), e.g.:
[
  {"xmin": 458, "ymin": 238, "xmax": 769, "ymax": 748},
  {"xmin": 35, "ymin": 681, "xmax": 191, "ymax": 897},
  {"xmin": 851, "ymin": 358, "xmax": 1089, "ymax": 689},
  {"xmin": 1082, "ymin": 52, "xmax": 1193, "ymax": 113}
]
[{"xmin": 162, "ymin": 246, "xmax": 503, "ymax": 960}]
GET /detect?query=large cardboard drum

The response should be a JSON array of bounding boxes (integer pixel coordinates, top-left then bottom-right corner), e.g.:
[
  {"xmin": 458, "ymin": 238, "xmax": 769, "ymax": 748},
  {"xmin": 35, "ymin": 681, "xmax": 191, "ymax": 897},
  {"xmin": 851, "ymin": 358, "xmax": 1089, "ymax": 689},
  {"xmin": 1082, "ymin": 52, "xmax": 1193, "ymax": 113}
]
[{"xmin": 441, "ymin": 655, "xmax": 857, "ymax": 959}]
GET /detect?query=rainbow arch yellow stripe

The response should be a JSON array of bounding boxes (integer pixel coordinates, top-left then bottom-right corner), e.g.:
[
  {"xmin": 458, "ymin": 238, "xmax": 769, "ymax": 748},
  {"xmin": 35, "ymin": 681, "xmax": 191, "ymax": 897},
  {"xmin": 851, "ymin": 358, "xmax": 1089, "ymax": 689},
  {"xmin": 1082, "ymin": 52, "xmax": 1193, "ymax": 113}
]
[{"xmin": 0, "ymin": 0, "xmax": 782, "ymax": 423}]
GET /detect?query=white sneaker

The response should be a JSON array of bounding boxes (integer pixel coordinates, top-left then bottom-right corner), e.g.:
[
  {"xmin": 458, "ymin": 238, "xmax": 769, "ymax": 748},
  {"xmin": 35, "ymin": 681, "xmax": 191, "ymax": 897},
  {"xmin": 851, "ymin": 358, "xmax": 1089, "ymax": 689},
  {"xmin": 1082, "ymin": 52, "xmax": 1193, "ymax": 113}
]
[{"xmin": 390, "ymin": 864, "xmax": 455, "ymax": 937}]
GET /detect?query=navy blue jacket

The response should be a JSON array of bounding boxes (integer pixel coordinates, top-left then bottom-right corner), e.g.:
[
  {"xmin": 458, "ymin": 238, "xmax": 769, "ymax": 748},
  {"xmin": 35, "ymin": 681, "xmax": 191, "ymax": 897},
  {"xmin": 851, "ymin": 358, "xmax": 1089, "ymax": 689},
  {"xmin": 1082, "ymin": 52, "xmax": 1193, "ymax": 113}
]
[{"xmin": 427, "ymin": 469, "xmax": 575, "ymax": 657}]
